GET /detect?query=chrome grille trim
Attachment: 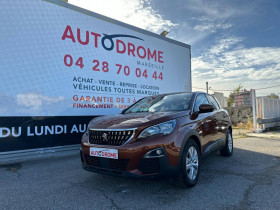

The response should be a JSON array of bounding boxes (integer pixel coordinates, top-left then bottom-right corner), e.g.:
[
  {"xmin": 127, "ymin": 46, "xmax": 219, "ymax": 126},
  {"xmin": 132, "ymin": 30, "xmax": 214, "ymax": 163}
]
[{"xmin": 88, "ymin": 128, "xmax": 136, "ymax": 146}]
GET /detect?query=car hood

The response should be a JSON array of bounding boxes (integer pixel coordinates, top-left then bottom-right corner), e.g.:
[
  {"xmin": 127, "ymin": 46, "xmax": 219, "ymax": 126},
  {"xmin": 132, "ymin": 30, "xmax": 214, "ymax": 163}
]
[{"xmin": 88, "ymin": 111, "xmax": 190, "ymax": 129}]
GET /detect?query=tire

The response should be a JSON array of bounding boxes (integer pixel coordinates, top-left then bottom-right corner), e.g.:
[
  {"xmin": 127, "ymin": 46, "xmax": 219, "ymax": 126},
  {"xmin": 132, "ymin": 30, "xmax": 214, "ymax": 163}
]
[
  {"xmin": 176, "ymin": 139, "xmax": 201, "ymax": 188},
  {"xmin": 220, "ymin": 130, "xmax": 233, "ymax": 157}
]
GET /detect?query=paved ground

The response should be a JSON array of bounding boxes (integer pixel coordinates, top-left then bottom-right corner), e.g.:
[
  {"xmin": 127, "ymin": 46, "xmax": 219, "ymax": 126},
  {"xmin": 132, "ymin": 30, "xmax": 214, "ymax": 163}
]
[
  {"xmin": 233, "ymin": 129, "xmax": 280, "ymax": 140},
  {"xmin": 247, "ymin": 130, "xmax": 280, "ymax": 139},
  {"xmin": 1, "ymin": 137, "xmax": 280, "ymax": 210}
]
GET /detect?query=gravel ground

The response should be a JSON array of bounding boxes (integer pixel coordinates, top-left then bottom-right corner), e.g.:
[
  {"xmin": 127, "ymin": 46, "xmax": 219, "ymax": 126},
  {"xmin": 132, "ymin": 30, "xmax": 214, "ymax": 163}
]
[{"xmin": 0, "ymin": 137, "xmax": 279, "ymax": 210}]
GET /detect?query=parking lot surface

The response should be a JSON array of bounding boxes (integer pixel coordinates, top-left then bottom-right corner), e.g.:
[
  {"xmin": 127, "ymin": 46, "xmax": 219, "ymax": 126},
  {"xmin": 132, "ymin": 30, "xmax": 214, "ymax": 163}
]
[{"xmin": 1, "ymin": 137, "xmax": 280, "ymax": 210}]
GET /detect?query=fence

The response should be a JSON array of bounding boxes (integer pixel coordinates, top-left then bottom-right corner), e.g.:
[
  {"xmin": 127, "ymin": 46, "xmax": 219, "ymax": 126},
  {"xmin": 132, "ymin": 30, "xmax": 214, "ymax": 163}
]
[
  {"xmin": 255, "ymin": 96, "xmax": 280, "ymax": 131},
  {"xmin": 224, "ymin": 106, "xmax": 252, "ymax": 126}
]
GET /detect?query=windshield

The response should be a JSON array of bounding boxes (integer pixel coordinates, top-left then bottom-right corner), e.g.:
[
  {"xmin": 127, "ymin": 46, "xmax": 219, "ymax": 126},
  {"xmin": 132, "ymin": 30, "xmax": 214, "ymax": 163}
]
[{"xmin": 124, "ymin": 93, "xmax": 193, "ymax": 113}]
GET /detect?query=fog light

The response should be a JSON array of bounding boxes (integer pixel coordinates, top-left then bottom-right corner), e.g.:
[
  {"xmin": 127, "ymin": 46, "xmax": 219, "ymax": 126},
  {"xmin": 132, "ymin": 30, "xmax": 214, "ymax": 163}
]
[{"xmin": 144, "ymin": 148, "xmax": 164, "ymax": 158}]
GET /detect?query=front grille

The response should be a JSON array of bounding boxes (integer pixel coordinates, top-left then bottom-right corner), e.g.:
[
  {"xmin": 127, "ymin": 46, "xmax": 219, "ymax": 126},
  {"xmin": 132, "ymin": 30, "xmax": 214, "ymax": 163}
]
[
  {"xmin": 109, "ymin": 159, "xmax": 129, "ymax": 171},
  {"xmin": 85, "ymin": 155, "xmax": 101, "ymax": 167},
  {"xmin": 89, "ymin": 129, "xmax": 134, "ymax": 146},
  {"xmin": 84, "ymin": 155, "xmax": 129, "ymax": 171}
]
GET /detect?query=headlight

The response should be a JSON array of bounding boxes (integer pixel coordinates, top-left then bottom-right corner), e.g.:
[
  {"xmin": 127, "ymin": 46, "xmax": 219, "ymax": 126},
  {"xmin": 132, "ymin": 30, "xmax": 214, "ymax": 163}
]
[
  {"xmin": 81, "ymin": 127, "xmax": 89, "ymax": 144},
  {"xmin": 138, "ymin": 119, "xmax": 176, "ymax": 139}
]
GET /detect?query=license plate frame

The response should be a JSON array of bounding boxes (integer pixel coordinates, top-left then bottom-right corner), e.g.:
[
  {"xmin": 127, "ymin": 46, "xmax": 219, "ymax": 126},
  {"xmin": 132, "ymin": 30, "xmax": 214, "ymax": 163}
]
[{"xmin": 89, "ymin": 147, "xmax": 118, "ymax": 159}]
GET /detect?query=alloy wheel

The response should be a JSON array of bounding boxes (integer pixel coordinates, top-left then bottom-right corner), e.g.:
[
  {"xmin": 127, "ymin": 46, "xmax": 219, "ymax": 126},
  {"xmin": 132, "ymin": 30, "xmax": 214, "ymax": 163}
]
[
  {"xmin": 228, "ymin": 133, "xmax": 233, "ymax": 153},
  {"xmin": 186, "ymin": 146, "xmax": 199, "ymax": 181}
]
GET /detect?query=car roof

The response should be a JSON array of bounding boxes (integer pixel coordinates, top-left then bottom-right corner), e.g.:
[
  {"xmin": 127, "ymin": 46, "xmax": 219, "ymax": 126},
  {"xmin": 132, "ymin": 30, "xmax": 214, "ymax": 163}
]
[{"xmin": 147, "ymin": 91, "xmax": 207, "ymax": 98}]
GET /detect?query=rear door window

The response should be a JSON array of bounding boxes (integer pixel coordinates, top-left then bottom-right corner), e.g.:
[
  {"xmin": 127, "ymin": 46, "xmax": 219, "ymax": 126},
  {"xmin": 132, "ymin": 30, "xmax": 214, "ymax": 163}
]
[
  {"xmin": 206, "ymin": 95, "xmax": 220, "ymax": 110},
  {"xmin": 194, "ymin": 94, "xmax": 209, "ymax": 112}
]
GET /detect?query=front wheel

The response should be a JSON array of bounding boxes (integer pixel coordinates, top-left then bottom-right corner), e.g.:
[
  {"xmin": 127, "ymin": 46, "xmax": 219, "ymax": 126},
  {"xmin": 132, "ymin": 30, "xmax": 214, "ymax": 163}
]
[
  {"xmin": 176, "ymin": 139, "xmax": 201, "ymax": 188},
  {"xmin": 220, "ymin": 130, "xmax": 233, "ymax": 157}
]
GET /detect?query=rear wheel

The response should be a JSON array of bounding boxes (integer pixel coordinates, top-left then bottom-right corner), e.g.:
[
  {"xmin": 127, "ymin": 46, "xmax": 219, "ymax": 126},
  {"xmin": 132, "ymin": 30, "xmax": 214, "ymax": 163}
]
[
  {"xmin": 176, "ymin": 139, "xmax": 200, "ymax": 188},
  {"xmin": 220, "ymin": 130, "xmax": 233, "ymax": 157}
]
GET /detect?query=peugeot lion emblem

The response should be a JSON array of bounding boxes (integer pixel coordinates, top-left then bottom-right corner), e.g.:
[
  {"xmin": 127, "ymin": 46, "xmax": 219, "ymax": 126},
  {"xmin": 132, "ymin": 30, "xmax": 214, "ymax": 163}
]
[{"xmin": 102, "ymin": 133, "xmax": 108, "ymax": 142}]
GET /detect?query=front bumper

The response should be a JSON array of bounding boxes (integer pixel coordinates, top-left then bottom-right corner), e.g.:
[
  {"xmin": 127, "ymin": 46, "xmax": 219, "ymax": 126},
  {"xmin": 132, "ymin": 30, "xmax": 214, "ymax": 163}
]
[{"xmin": 80, "ymin": 146, "xmax": 179, "ymax": 178}]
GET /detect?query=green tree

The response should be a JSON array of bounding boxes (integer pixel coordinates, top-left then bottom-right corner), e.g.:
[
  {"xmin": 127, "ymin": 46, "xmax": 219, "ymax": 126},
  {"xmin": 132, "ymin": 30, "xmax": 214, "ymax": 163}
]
[
  {"xmin": 233, "ymin": 83, "xmax": 243, "ymax": 94},
  {"xmin": 227, "ymin": 84, "xmax": 243, "ymax": 107},
  {"xmin": 267, "ymin": 93, "xmax": 279, "ymax": 99},
  {"xmin": 227, "ymin": 96, "xmax": 233, "ymax": 107}
]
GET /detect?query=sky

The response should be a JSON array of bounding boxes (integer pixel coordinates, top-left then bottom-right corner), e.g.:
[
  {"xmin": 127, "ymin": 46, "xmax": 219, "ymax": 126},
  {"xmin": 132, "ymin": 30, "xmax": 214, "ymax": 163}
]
[{"xmin": 69, "ymin": 0, "xmax": 280, "ymax": 97}]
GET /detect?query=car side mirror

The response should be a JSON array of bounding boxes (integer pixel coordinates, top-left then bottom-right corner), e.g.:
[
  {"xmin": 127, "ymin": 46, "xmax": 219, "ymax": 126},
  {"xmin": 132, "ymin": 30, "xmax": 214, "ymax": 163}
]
[{"xmin": 199, "ymin": 104, "xmax": 214, "ymax": 113}]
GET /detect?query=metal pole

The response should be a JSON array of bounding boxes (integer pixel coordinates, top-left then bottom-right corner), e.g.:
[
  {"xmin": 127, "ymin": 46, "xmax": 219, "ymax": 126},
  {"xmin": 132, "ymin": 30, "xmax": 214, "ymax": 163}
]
[
  {"xmin": 256, "ymin": 97, "xmax": 260, "ymax": 131},
  {"xmin": 251, "ymin": 89, "xmax": 257, "ymax": 132},
  {"xmin": 206, "ymin": 82, "xmax": 208, "ymax": 93},
  {"xmin": 262, "ymin": 96, "xmax": 265, "ymax": 131}
]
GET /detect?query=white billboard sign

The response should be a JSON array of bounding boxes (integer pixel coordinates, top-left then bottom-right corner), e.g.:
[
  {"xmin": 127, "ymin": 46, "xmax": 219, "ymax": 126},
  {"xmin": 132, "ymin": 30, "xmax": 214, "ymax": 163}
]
[{"xmin": 0, "ymin": 0, "xmax": 191, "ymax": 117}]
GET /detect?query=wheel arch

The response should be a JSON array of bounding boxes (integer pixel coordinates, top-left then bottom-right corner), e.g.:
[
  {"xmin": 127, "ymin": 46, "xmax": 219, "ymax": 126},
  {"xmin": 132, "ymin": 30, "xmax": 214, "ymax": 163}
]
[
  {"xmin": 178, "ymin": 130, "xmax": 202, "ymax": 167},
  {"xmin": 228, "ymin": 125, "xmax": 232, "ymax": 135}
]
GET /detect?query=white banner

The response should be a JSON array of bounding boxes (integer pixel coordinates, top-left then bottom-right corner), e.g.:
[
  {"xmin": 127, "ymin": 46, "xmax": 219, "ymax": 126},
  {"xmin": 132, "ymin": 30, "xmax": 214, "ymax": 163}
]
[{"xmin": 0, "ymin": 0, "xmax": 191, "ymax": 117}]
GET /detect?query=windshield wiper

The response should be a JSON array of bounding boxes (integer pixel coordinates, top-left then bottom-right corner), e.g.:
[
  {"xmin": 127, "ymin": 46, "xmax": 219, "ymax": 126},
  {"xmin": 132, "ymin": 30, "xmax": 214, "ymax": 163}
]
[{"xmin": 132, "ymin": 111, "xmax": 149, "ymax": 113}]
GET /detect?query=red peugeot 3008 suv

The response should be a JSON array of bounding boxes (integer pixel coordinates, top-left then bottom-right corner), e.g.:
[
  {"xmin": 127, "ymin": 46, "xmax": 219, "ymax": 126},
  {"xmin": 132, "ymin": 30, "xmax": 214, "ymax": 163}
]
[{"xmin": 80, "ymin": 92, "xmax": 233, "ymax": 187}]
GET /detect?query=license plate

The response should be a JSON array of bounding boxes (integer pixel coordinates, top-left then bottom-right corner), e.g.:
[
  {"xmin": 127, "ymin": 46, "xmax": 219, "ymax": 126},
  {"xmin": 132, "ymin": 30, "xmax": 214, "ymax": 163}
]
[{"xmin": 90, "ymin": 147, "xmax": 118, "ymax": 159}]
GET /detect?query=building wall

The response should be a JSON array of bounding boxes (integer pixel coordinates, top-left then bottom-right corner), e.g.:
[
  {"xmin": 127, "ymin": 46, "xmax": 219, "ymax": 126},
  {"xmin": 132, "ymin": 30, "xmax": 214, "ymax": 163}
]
[{"xmin": 232, "ymin": 90, "xmax": 252, "ymax": 107}]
